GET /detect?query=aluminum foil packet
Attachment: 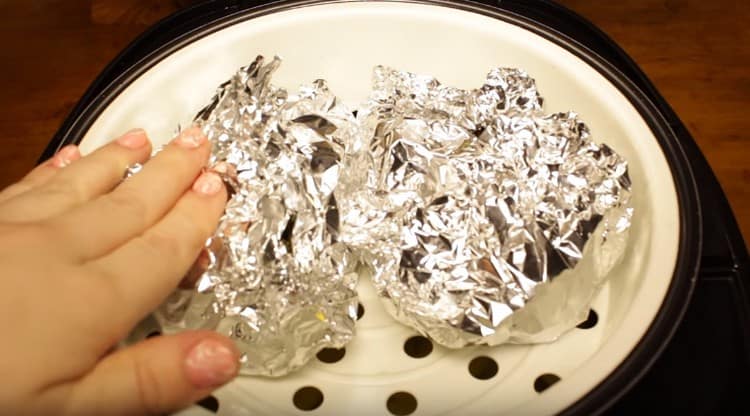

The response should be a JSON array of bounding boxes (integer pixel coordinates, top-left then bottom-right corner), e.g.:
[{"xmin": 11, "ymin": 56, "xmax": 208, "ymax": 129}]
[
  {"xmin": 347, "ymin": 66, "xmax": 633, "ymax": 348},
  {"xmin": 149, "ymin": 56, "xmax": 633, "ymax": 373},
  {"xmin": 154, "ymin": 56, "xmax": 362, "ymax": 376}
]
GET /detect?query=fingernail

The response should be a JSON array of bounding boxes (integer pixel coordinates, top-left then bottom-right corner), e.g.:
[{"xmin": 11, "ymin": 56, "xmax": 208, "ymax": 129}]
[
  {"xmin": 52, "ymin": 145, "xmax": 81, "ymax": 168},
  {"xmin": 116, "ymin": 128, "xmax": 148, "ymax": 149},
  {"xmin": 212, "ymin": 162, "xmax": 229, "ymax": 174},
  {"xmin": 174, "ymin": 127, "xmax": 207, "ymax": 149},
  {"xmin": 193, "ymin": 172, "xmax": 224, "ymax": 196},
  {"xmin": 185, "ymin": 339, "xmax": 238, "ymax": 388}
]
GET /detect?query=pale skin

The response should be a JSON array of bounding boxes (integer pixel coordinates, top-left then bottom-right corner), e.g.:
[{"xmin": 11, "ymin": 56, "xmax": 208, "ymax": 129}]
[{"xmin": 0, "ymin": 127, "xmax": 240, "ymax": 415}]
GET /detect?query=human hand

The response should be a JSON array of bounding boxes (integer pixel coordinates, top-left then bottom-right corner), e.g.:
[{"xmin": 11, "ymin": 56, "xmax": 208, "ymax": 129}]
[{"xmin": 0, "ymin": 128, "xmax": 239, "ymax": 415}]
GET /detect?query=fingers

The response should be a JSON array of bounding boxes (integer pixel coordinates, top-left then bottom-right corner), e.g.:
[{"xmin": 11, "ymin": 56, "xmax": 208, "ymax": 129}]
[
  {"xmin": 58, "ymin": 127, "xmax": 212, "ymax": 260},
  {"xmin": 91, "ymin": 171, "xmax": 225, "ymax": 322},
  {"xmin": 0, "ymin": 145, "xmax": 81, "ymax": 204},
  {"xmin": 0, "ymin": 129, "xmax": 152, "ymax": 223},
  {"xmin": 62, "ymin": 331, "xmax": 239, "ymax": 416}
]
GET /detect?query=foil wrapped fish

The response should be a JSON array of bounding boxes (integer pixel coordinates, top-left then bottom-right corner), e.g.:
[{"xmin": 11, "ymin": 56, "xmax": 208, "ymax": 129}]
[
  {"xmin": 346, "ymin": 66, "xmax": 633, "ymax": 348},
  {"xmin": 154, "ymin": 56, "xmax": 362, "ymax": 376}
]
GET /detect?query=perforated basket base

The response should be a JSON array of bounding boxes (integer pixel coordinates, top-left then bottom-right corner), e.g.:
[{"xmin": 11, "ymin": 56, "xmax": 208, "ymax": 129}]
[{"xmin": 153, "ymin": 278, "xmax": 609, "ymax": 416}]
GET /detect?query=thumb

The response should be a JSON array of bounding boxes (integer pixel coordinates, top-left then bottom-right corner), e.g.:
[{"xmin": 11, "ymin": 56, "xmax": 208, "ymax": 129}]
[{"xmin": 65, "ymin": 331, "xmax": 239, "ymax": 416}]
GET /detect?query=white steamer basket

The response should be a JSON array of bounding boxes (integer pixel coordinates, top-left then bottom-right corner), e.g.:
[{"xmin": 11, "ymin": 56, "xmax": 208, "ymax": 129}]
[{"xmin": 58, "ymin": 1, "xmax": 700, "ymax": 415}]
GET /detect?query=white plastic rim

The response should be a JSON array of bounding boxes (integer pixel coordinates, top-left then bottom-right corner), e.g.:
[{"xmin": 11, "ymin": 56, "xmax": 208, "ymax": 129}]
[{"xmin": 76, "ymin": 2, "xmax": 681, "ymax": 415}]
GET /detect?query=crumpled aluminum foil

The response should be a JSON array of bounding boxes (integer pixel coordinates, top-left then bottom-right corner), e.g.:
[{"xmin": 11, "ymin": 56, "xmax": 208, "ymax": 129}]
[
  {"xmin": 346, "ymin": 66, "xmax": 633, "ymax": 348},
  {"xmin": 153, "ymin": 56, "xmax": 361, "ymax": 376},
  {"xmin": 149, "ymin": 56, "xmax": 633, "ymax": 372}
]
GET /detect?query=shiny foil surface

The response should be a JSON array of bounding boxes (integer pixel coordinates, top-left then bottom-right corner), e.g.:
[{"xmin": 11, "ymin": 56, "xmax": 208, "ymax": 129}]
[
  {"xmin": 349, "ymin": 66, "xmax": 633, "ymax": 348},
  {"xmin": 154, "ymin": 56, "xmax": 361, "ymax": 376},
  {"xmin": 150, "ymin": 56, "xmax": 633, "ymax": 374}
]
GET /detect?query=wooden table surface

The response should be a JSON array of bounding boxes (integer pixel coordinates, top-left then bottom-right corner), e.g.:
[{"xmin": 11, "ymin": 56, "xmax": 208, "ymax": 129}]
[{"xmin": 1, "ymin": 0, "xmax": 748, "ymax": 245}]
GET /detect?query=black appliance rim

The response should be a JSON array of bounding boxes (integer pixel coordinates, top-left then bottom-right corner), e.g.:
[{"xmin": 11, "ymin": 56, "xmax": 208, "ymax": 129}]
[{"xmin": 42, "ymin": 1, "xmax": 703, "ymax": 414}]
